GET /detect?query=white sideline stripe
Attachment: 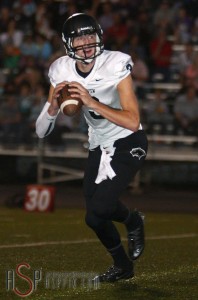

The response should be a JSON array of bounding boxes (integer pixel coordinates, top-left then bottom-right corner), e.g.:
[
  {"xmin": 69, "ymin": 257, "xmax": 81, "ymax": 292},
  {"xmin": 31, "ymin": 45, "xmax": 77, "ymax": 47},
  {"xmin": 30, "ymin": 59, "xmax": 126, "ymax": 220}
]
[{"xmin": 0, "ymin": 233, "xmax": 197, "ymax": 249}]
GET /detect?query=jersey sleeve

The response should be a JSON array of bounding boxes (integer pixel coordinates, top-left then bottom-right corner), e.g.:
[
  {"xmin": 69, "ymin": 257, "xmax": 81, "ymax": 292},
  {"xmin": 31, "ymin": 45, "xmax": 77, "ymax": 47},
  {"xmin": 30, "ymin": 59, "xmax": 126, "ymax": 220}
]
[
  {"xmin": 114, "ymin": 53, "xmax": 134, "ymax": 85},
  {"xmin": 48, "ymin": 60, "xmax": 58, "ymax": 87},
  {"xmin": 48, "ymin": 56, "xmax": 68, "ymax": 87}
]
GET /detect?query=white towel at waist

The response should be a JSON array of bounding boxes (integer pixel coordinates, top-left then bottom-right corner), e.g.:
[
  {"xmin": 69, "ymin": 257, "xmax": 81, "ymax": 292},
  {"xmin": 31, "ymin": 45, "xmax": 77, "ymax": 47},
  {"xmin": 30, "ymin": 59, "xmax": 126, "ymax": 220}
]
[{"xmin": 95, "ymin": 146, "xmax": 116, "ymax": 184}]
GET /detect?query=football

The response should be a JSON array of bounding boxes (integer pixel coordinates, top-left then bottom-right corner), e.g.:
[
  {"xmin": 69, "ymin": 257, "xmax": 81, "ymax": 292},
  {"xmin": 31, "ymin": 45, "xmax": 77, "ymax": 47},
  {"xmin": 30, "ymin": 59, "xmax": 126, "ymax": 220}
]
[{"xmin": 57, "ymin": 84, "xmax": 82, "ymax": 116}]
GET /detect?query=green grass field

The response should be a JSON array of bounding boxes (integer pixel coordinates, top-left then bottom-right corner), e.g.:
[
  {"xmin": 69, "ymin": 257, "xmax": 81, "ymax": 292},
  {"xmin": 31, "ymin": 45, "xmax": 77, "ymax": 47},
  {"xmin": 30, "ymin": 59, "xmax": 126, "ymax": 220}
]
[{"xmin": 0, "ymin": 207, "xmax": 197, "ymax": 300}]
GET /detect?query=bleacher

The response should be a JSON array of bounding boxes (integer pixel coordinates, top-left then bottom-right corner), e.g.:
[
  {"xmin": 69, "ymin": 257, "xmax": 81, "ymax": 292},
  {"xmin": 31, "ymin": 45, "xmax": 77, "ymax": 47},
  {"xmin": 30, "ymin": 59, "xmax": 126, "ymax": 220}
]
[
  {"xmin": 0, "ymin": 130, "xmax": 197, "ymax": 185},
  {"xmin": 1, "ymin": 40, "xmax": 198, "ymax": 184}
]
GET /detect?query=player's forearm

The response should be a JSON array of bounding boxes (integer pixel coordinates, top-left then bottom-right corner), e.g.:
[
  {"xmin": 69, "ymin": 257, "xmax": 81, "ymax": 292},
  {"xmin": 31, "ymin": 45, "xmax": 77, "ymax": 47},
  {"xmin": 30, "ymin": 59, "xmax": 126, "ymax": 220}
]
[
  {"xmin": 46, "ymin": 84, "xmax": 61, "ymax": 116},
  {"xmin": 48, "ymin": 105, "xmax": 59, "ymax": 116},
  {"xmin": 35, "ymin": 102, "xmax": 58, "ymax": 138},
  {"xmin": 91, "ymin": 101, "xmax": 140, "ymax": 132}
]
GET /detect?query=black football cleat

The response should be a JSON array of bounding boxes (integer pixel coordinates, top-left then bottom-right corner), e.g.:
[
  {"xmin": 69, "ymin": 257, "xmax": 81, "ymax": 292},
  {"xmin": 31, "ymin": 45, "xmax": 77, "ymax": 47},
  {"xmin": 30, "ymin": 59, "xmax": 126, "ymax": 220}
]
[
  {"xmin": 127, "ymin": 211, "xmax": 145, "ymax": 260},
  {"xmin": 92, "ymin": 264, "xmax": 134, "ymax": 283}
]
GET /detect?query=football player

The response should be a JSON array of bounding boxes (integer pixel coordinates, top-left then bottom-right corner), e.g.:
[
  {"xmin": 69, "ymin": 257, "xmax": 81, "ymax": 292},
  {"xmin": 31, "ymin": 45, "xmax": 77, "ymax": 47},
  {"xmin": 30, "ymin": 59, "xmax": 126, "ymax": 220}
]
[{"xmin": 36, "ymin": 13, "xmax": 148, "ymax": 283}]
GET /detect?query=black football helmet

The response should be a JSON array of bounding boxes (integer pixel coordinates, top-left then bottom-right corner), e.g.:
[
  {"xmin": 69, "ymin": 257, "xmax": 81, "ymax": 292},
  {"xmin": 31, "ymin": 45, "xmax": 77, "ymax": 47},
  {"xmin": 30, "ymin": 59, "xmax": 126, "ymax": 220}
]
[{"xmin": 62, "ymin": 13, "xmax": 104, "ymax": 64}]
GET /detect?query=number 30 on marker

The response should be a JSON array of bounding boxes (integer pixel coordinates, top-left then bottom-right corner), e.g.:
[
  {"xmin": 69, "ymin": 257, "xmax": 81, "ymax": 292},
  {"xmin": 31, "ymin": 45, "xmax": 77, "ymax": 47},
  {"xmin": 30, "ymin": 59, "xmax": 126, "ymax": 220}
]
[{"xmin": 24, "ymin": 185, "xmax": 55, "ymax": 212}]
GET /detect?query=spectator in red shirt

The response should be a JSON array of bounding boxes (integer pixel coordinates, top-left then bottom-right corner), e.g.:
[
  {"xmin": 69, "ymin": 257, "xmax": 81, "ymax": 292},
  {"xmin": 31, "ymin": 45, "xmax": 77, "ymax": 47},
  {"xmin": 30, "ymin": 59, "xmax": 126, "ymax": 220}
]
[{"xmin": 149, "ymin": 29, "xmax": 172, "ymax": 82}]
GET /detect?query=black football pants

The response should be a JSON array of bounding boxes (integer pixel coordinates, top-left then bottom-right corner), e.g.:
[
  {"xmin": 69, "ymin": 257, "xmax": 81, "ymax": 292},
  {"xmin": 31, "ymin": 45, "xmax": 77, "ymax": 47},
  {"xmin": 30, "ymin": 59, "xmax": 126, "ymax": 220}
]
[{"xmin": 83, "ymin": 130, "xmax": 148, "ymax": 250}]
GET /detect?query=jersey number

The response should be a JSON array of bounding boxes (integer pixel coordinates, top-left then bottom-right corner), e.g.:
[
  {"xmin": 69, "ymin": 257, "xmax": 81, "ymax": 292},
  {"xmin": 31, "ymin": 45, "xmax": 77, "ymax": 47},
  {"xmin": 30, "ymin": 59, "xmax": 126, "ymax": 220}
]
[{"xmin": 89, "ymin": 97, "xmax": 104, "ymax": 119}]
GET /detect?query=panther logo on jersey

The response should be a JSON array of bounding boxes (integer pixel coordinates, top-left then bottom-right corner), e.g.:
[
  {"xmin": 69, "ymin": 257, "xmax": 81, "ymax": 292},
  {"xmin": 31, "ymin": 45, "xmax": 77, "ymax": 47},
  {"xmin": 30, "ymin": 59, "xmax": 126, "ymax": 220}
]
[
  {"xmin": 126, "ymin": 64, "xmax": 132, "ymax": 71},
  {"xmin": 130, "ymin": 147, "xmax": 146, "ymax": 160}
]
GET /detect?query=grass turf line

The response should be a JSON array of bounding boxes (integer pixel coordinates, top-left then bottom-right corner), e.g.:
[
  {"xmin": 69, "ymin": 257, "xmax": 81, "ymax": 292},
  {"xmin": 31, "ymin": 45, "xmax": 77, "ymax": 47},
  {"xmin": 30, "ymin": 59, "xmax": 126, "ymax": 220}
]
[{"xmin": 0, "ymin": 208, "xmax": 197, "ymax": 300}]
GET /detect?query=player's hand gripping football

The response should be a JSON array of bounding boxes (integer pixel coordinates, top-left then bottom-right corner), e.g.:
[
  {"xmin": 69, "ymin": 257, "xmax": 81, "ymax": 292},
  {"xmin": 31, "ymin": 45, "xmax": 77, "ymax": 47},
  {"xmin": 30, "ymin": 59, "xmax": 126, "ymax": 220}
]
[
  {"xmin": 68, "ymin": 81, "xmax": 94, "ymax": 108},
  {"xmin": 48, "ymin": 81, "xmax": 69, "ymax": 116},
  {"xmin": 51, "ymin": 81, "xmax": 69, "ymax": 110}
]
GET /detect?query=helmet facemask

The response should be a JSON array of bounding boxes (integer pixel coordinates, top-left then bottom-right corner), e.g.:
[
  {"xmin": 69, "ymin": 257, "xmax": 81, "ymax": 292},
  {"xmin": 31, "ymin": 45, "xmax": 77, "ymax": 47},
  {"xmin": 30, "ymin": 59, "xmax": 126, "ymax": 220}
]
[{"xmin": 62, "ymin": 13, "xmax": 104, "ymax": 64}]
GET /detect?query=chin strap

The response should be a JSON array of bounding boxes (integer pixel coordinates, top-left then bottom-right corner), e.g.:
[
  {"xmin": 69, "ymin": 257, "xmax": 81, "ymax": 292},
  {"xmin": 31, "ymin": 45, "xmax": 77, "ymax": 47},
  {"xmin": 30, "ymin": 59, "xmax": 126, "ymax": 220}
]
[
  {"xmin": 75, "ymin": 52, "xmax": 95, "ymax": 65},
  {"xmin": 80, "ymin": 57, "xmax": 94, "ymax": 65}
]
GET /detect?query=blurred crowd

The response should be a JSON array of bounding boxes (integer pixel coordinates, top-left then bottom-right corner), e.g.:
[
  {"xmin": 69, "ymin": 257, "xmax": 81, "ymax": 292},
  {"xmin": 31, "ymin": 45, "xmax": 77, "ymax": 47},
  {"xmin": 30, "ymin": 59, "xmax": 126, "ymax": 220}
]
[{"xmin": 0, "ymin": 0, "xmax": 198, "ymax": 148}]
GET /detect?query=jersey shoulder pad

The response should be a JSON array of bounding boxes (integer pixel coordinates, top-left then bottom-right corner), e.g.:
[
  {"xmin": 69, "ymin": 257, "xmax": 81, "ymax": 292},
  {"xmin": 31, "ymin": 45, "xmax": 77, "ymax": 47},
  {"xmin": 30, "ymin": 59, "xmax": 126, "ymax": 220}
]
[
  {"xmin": 104, "ymin": 50, "xmax": 134, "ymax": 81},
  {"xmin": 48, "ymin": 56, "xmax": 71, "ymax": 86}
]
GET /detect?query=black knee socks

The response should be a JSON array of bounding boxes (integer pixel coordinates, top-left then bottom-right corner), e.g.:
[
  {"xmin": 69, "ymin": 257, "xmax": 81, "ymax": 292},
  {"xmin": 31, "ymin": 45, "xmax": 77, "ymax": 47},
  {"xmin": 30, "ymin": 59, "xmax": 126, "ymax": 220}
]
[{"xmin": 107, "ymin": 243, "xmax": 132, "ymax": 269}]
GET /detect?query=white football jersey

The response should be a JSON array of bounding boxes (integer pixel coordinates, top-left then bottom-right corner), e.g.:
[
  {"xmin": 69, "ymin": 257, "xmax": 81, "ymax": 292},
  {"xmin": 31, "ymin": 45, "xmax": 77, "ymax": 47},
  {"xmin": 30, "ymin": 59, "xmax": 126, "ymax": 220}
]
[{"xmin": 49, "ymin": 50, "xmax": 141, "ymax": 149}]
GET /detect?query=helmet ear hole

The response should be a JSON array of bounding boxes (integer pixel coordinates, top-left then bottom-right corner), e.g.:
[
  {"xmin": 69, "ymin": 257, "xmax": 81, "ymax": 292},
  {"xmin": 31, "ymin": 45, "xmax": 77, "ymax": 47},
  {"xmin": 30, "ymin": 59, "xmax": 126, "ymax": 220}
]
[{"xmin": 62, "ymin": 13, "xmax": 104, "ymax": 63}]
